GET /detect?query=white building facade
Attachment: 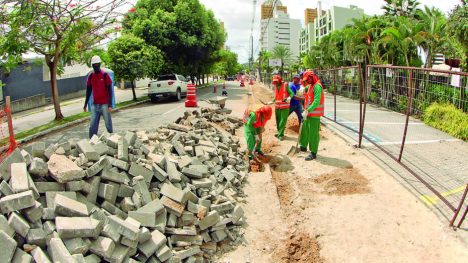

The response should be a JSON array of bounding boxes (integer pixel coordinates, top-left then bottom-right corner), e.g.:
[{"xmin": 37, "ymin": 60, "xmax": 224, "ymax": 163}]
[{"xmin": 260, "ymin": 10, "xmax": 301, "ymax": 64}]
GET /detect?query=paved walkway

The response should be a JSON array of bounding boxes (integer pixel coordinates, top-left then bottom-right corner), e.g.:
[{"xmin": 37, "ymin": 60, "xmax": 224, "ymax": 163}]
[
  {"xmin": 322, "ymin": 93, "xmax": 468, "ymax": 223},
  {"xmin": 2, "ymin": 87, "xmax": 148, "ymax": 137}
]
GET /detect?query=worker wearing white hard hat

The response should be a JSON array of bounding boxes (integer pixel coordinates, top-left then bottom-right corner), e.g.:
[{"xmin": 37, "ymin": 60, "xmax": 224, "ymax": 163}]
[{"xmin": 84, "ymin": 55, "xmax": 114, "ymax": 138}]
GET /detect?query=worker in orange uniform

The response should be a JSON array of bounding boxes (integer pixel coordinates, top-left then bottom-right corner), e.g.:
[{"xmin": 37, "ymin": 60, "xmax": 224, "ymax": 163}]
[
  {"xmin": 271, "ymin": 75, "xmax": 294, "ymax": 141},
  {"xmin": 243, "ymin": 105, "xmax": 273, "ymax": 160},
  {"xmin": 300, "ymin": 71, "xmax": 324, "ymax": 161}
]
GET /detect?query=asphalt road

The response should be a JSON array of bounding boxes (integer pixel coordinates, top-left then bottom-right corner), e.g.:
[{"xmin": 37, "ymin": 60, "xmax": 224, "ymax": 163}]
[{"xmin": 27, "ymin": 81, "xmax": 247, "ymax": 146}]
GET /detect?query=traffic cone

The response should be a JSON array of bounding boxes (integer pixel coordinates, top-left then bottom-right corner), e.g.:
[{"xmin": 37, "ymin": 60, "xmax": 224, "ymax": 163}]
[{"xmin": 185, "ymin": 84, "xmax": 197, "ymax": 107}]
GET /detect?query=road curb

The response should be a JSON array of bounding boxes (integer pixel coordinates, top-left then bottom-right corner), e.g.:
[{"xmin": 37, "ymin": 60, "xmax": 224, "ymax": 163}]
[{"xmin": 18, "ymin": 98, "xmax": 150, "ymax": 145}]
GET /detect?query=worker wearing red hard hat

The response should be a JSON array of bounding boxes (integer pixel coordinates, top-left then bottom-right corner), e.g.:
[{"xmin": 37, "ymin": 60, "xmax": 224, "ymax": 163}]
[
  {"xmin": 300, "ymin": 71, "xmax": 325, "ymax": 161},
  {"xmin": 243, "ymin": 105, "xmax": 273, "ymax": 160},
  {"xmin": 271, "ymin": 74, "xmax": 294, "ymax": 141}
]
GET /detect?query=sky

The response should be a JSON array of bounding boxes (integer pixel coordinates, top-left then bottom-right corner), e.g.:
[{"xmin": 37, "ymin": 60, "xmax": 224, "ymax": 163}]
[{"xmin": 199, "ymin": 0, "xmax": 462, "ymax": 64}]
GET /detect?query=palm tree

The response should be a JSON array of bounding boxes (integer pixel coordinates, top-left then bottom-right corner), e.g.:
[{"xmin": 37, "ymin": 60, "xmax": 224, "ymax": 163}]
[
  {"xmin": 272, "ymin": 45, "xmax": 292, "ymax": 77},
  {"xmin": 380, "ymin": 16, "xmax": 422, "ymax": 66},
  {"xmin": 258, "ymin": 50, "xmax": 271, "ymax": 82},
  {"xmin": 382, "ymin": 0, "xmax": 420, "ymax": 17},
  {"xmin": 414, "ymin": 6, "xmax": 447, "ymax": 68}
]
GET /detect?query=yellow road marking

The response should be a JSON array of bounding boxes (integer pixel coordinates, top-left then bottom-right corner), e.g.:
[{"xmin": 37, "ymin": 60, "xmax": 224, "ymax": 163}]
[{"xmin": 419, "ymin": 186, "xmax": 466, "ymax": 206}]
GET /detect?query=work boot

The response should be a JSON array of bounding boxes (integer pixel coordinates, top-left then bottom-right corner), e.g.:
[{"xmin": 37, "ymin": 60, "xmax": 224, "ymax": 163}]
[
  {"xmin": 300, "ymin": 146, "xmax": 307, "ymax": 152},
  {"xmin": 305, "ymin": 152, "xmax": 316, "ymax": 161},
  {"xmin": 278, "ymin": 136, "xmax": 284, "ymax": 141},
  {"xmin": 274, "ymin": 134, "xmax": 279, "ymax": 138}
]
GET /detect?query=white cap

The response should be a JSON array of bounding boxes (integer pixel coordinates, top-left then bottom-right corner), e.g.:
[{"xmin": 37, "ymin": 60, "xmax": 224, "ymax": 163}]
[{"xmin": 91, "ymin": 55, "xmax": 101, "ymax": 65}]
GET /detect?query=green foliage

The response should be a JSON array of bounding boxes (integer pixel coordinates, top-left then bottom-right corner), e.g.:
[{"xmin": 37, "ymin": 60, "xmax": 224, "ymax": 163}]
[
  {"xmin": 382, "ymin": 0, "xmax": 420, "ymax": 17},
  {"xmin": 300, "ymin": 2, "xmax": 463, "ymax": 70},
  {"xmin": 369, "ymin": 91, "xmax": 378, "ymax": 103},
  {"xmin": 423, "ymin": 103, "xmax": 468, "ymax": 140},
  {"xmin": 447, "ymin": 3, "xmax": 468, "ymax": 70},
  {"xmin": 123, "ymin": 0, "xmax": 225, "ymax": 76},
  {"xmin": 213, "ymin": 50, "xmax": 241, "ymax": 77},
  {"xmin": 107, "ymin": 34, "xmax": 164, "ymax": 82}
]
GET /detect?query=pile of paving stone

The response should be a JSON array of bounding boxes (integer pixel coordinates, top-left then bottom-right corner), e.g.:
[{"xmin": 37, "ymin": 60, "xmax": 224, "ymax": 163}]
[
  {"xmin": 0, "ymin": 110, "xmax": 248, "ymax": 263},
  {"xmin": 198, "ymin": 108, "xmax": 244, "ymax": 135}
]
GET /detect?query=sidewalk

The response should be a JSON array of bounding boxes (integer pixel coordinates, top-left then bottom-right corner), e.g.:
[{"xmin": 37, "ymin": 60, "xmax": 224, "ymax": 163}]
[{"xmin": 322, "ymin": 93, "xmax": 468, "ymax": 221}]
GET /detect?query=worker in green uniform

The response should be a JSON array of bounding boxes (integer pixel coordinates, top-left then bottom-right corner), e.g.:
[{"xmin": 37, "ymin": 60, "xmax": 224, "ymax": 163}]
[
  {"xmin": 243, "ymin": 105, "xmax": 273, "ymax": 160},
  {"xmin": 300, "ymin": 71, "xmax": 325, "ymax": 161},
  {"xmin": 271, "ymin": 75, "xmax": 294, "ymax": 141}
]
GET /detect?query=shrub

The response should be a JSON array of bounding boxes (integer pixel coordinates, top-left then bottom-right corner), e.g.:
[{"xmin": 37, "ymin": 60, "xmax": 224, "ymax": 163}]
[{"xmin": 423, "ymin": 103, "xmax": 468, "ymax": 141}]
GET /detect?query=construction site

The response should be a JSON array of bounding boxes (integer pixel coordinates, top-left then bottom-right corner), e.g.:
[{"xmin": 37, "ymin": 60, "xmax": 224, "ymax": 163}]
[{"xmin": 0, "ymin": 76, "xmax": 466, "ymax": 262}]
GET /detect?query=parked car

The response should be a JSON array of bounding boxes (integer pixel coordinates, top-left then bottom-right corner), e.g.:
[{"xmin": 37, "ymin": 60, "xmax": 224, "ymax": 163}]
[
  {"xmin": 148, "ymin": 74, "xmax": 188, "ymax": 102},
  {"xmin": 226, "ymin": 76, "xmax": 235, "ymax": 81}
]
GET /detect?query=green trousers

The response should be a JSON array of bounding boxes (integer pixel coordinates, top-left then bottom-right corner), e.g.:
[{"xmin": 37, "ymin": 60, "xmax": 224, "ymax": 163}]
[
  {"xmin": 299, "ymin": 117, "xmax": 320, "ymax": 153},
  {"xmin": 275, "ymin": 108, "xmax": 289, "ymax": 138},
  {"xmin": 244, "ymin": 125, "xmax": 262, "ymax": 157}
]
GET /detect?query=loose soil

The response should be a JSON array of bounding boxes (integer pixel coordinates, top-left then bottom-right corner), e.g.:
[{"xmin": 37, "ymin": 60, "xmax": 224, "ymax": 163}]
[
  {"xmin": 219, "ymin": 82, "xmax": 468, "ymax": 263},
  {"xmin": 313, "ymin": 168, "xmax": 371, "ymax": 196},
  {"xmin": 275, "ymin": 232, "xmax": 324, "ymax": 263}
]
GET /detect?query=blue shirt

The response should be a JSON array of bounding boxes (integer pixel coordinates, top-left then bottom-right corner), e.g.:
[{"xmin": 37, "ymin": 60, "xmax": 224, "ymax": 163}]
[{"xmin": 289, "ymin": 82, "xmax": 301, "ymax": 107}]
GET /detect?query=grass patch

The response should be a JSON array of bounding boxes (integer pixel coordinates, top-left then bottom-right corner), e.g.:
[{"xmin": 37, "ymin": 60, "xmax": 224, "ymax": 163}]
[{"xmin": 423, "ymin": 103, "xmax": 468, "ymax": 141}]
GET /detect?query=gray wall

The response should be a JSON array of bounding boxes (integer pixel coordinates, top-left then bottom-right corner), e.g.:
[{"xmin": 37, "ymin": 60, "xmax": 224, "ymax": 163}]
[{"xmin": 1, "ymin": 62, "xmax": 86, "ymax": 103}]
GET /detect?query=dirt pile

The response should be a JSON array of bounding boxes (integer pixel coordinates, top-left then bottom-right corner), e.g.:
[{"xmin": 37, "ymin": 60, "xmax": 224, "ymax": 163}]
[
  {"xmin": 313, "ymin": 168, "xmax": 371, "ymax": 195},
  {"xmin": 275, "ymin": 232, "xmax": 324, "ymax": 263},
  {"xmin": 269, "ymin": 154, "xmax": 294, "ymax": 172},
  {"xmin": 287, "ymin": 117, "xmax": 300, "ymax": 133}
]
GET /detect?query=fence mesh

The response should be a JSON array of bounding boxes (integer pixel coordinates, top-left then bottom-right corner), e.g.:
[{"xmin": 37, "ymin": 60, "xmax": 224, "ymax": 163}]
[{"xmin": 316, "ymin": 65, "xmax": 468, "ymax": 226}]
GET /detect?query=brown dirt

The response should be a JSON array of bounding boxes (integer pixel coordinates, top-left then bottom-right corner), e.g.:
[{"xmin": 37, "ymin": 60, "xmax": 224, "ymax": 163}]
[
  {"xmin": 269, "ymin": 154, "xmax": 294, "ymax": 172},
  {"xmin": 271, "ymin": 170, "xmax": 294, "ymax": 208},
  {"xmin": 287, "ymin": 117, "xmax": 300, "ymax": 133},
  {"xmin": 275, "ymin": 232, "xmax": 325, "ymax": 263},
  {"xmin": 313, "ymin": 168, "xmax": 371, "ymax": 196}
]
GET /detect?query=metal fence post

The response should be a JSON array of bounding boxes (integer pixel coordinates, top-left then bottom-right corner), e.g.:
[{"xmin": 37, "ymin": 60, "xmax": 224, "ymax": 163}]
[
  {"xmin": 333, "ymin": 70, "xmax": 337, "ymax": 122},
  {"xmin": 449, "ymin": 184, "xmax": 468, "ymax": 227},
  {"xmin": 358, "ymin": 65, "xmax": 363, "ymax": 148},
  {"xmin": 359, "ymin": 66, "xmax": 369, "ymax": 148},
  {"xmin": 5, "ymin": 96, "xmax": 17, "ymax": 152},
  {"xmin": 398, "ymin": 69, "xmax": 413, "ymax": 162}
]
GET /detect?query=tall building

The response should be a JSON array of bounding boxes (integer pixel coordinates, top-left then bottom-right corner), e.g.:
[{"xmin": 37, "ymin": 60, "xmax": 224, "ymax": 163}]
[
  {"xmin": 261, "ymin": 0, "xmax": 287, "ymax": 20},
  {"xmin": 300, "ymin": 3, "xmax": 365, "ymax": 54},
  {"xmin": 304, "ymin": 8, "xmax": 317, "ymax": 25},
  {"xmin": 260, "ymin": 1, "xmax": 301, "ymax": 62},
  {"xmin": 313, "ymin": 4, "xmax": 364, "ymax": 43}
]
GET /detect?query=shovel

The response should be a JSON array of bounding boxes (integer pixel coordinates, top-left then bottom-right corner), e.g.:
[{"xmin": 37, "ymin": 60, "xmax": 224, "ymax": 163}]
[{"xmin": 287, "ymin": 121, "xmax": 304, "ymax": 156}]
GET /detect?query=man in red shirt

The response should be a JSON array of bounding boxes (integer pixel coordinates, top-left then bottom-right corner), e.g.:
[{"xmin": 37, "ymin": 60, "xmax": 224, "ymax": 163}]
[{"xmin": 84, "ymin": 55, "xmax": 113, "ymax": 138}]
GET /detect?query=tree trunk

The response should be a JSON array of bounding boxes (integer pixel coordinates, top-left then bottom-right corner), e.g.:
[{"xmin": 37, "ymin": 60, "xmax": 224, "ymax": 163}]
[
  {"xmin": 48, "ymin": 62, "xmax": 64, "ymax": 120},
  {"xmin": 131, "ymin": 80, "xmax": 137, "ymax": 101}
]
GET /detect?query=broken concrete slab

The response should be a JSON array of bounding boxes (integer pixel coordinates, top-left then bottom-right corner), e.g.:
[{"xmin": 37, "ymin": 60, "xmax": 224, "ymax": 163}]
[{"xmin": 47, "ymin": 154, "xmax": 85, "ymax": 183}]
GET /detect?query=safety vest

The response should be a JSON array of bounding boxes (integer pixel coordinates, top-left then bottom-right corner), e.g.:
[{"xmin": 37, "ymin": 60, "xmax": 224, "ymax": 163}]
[
  {"xmin": 274, "ymin": 83, "xmax": 290, "ymax": 110},
  {"xmin": 242, "ymin": 110, "xmax": 264, "ymax": 128},
  {"xmin": 304, "ymin": 83, "xmax": 325, "ymax": 117}
]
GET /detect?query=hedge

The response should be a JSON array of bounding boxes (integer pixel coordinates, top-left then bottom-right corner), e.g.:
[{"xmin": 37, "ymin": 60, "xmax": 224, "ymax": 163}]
[{"xmin": 423, "ymin": 103, "xmax": 468, "ymax": 141}]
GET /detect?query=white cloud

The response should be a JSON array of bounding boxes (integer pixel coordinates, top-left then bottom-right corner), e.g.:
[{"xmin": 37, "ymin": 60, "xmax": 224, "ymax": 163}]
[{"xmin": 200, "ymin": 0, "xmax": 461, "ymax": 63}]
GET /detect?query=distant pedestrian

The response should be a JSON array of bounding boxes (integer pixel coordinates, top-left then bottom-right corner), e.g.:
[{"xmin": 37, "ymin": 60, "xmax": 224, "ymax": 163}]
[
  {"xmin": 84, "ymin": 55, "xmax": 113, "ymax": 138},
  {"xmin": 288, "ymin": 74, "xmax": 304, "ymax": 124}
]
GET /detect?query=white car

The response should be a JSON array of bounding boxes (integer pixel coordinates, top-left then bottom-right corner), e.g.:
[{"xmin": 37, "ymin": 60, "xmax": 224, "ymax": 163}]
[{"xmin": 148, "ymin": 74, "xmax": 189, "ymax": 102}]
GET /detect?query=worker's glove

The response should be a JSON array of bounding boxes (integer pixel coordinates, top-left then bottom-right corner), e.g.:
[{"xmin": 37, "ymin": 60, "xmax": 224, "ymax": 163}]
[{"xmin": 302, "ymin": 110, "xmax": 308, "ymax": 120}]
